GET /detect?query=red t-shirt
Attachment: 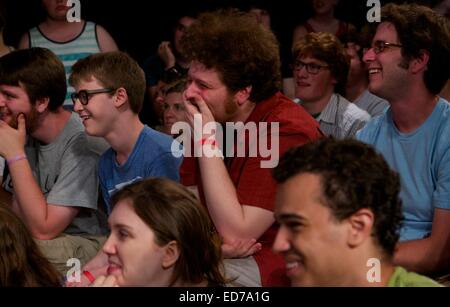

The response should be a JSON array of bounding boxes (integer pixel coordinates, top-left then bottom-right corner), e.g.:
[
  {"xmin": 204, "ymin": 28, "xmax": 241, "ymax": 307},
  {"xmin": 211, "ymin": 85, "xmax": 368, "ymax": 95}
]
[{"xmin": 180, "ymin": 92, "xmax": 324, "ymax": 286}]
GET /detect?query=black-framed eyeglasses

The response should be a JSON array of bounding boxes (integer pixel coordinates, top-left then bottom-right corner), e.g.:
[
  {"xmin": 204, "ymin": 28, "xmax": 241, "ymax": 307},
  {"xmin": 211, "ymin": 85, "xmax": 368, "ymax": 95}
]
[
  {"xmin": 371, "ymin": 40, "xmax": 403, "ymax": 54},
  {"xmin": 292, "ymin": 60, "xmax": 329, "ymax": 75},
  {"xmin": 71, "ymin": 88, "xmax": 116, "ymax": 105}
]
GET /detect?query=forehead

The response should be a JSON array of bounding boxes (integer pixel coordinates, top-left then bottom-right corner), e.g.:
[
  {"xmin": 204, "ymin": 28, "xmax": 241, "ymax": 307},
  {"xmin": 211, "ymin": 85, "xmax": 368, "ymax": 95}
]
[
  {"xmin": 109, "ymin": 200, "xmax": 138, "ymax": 226},
  {"xmin": 373, "ymin": 22, "xmax": 399, "ymax": 43},
  {"xmin": 276, "ymin": 173, "xmax": 325, "ymax": 213},
  {"xmin": 188, "ymin": 61, "xmax": 224, "ymax": 85},
  {"xmin": 296, "ymin": 54, "xmax": 328, "ymax": 65},
  {"xmin": 74, "ymin": 76, "xmax": 103, "ymax": 89},
  {"xmin": 178, "ymin": 16, "xmax": 195, "ymax": 28},
  {"xmin": 164, "ymin": 92, "xmax": 183, "ymax": 103}
]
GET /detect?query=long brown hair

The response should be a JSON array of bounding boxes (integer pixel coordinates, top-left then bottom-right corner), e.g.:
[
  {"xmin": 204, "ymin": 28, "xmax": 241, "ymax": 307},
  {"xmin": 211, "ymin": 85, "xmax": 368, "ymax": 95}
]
[
  {"xmin": 111, "ymin": 178, "xmax": 227, "ymax": 286},
  {"xmin": 0, "ymin": 206, "xmax": 62, "ymax": 287}
]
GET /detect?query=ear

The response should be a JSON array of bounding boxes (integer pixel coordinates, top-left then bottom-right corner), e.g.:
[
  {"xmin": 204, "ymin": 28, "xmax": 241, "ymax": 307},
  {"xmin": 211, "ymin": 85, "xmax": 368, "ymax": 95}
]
[
  {"xmin": 409, "ymin": 49, "xmax": 430, "ymax": 74},
  {"xmin": 112, "ymin": 87, "xmax": 128, "ymax": 109},
  {"xmin": 346, "ymin": 208, "xmax": 374, "ymax": 248},
  {"xmin": 162, "ymin": 240, "xmax": 180, "ymax": 269},
  {"xmin": 35, "ymin": 97, "xmax": 50, "ymax": 113},
  {"xmin": 234, "ymin": 85, "xmax": 252, "ymax": 106}
]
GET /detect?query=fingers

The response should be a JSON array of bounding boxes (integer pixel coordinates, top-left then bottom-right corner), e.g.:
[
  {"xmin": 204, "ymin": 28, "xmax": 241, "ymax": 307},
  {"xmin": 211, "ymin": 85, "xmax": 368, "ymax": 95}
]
[
  {"xmin": 91, "ymin": 275, "xmax": 118, "ymax": 287},
  {"xmin": 221, "ymin": 238, "xmax": 262, "ymax": 259},
  {"xmin": 17, "ymin": 113, "xmax": 26, "ymax": 136}
]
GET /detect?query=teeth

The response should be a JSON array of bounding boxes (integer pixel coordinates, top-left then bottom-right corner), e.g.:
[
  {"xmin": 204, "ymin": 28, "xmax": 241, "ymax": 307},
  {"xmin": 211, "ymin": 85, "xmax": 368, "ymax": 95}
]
[
  {"xmin": 369, "ymin": 68, "xmax": 381, "ymax": 74},
  {"xmin": 286, "ymin": 262, "xmax": 299, "ymax": 269}
]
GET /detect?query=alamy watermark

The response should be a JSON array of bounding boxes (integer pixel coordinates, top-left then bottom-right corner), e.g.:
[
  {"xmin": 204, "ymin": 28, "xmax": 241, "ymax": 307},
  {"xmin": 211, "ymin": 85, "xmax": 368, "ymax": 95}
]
[
  {"xmin": 66, "ymin": 0, "xmax": 81, "ymax": 23},
  {"xmin": 367, "ymin": 0, "xmax": 381, "ymax": 23},
  {"xmin": 66, "ymin": 258, "xmax": 81, "ymax": 283},
  {"xmin": 366, "ymin": 258, "xmax": 382, "ymax": 283},
  {"xmin": 170, "ymin": 115, "xmax": 280, "ymax": 169}
]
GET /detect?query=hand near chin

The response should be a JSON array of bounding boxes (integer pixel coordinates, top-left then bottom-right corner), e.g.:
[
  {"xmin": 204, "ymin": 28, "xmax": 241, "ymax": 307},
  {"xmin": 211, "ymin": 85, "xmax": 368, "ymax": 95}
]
[
  {"xmin": 182, "ymin": 92, "xmax": 216, "ymax": 137},
  {"xmin": 91, "ymin": 275, "xmax": 119, "ymax": 287},
  {"xmin": 0, "ymin": 113, "xmax": 27, "ymax": 159}
]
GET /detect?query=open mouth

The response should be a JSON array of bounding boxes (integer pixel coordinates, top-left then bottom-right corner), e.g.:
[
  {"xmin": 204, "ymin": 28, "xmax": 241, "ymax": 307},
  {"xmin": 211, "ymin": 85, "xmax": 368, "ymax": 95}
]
[{"xmin": 368, "ymin": 68, "xmax": 382, "ymax": 75}]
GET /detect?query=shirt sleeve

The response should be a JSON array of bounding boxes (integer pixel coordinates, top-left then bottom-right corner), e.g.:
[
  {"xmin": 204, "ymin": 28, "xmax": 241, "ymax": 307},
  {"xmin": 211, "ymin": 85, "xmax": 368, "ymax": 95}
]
[{"xmin": 433, "ymin": 143, "xmax": 450, "ymax": 210}]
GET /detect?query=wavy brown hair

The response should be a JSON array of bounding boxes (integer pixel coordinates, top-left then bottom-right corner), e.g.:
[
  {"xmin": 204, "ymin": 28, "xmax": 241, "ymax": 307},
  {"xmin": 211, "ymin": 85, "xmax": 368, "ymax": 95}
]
[
  {"xmin": 292, "ymin": 32, "xmax": 349, "ymax": 95},
  {"xmin": 273, "ymin": 139, "xmax": 403, "ymax": 257},
  {"xmin": 0, "ymin": 206, "xmax": 62, "ymax": 287},
  {"xmin": 111, "ymin": 178, "xmax": 227, "ymax": 286},
  {"xmin": 181, "ymin": 9, "xmax": 281, "ymax": 103}
]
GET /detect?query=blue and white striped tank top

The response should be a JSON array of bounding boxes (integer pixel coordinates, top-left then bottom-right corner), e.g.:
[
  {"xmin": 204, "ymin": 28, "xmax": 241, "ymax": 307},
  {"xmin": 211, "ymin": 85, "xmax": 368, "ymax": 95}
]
[{"xmin": 29, "ymin": 21, "xmax": 101, "ymax": 107}]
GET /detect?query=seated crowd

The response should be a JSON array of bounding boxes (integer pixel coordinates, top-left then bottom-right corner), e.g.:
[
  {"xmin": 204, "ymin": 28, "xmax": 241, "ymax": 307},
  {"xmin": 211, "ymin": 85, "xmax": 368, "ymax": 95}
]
[{"xmin": 0, "ymin": 1, "xmax": 449, "ymax": 287}]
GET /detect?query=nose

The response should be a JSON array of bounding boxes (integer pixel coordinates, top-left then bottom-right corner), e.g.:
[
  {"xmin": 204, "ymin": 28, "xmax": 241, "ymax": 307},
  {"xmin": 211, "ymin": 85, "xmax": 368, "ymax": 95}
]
[
  {"xmin": 72, "ymin": 99, "xmax": 84, "ymax": 113},
  {"xmin": 183, "ymin": 81, "xmax": 198, "ymax": 101},
  {"xmin": 363, "ymin": 47, "xmax": 376, "ymax": 64},
  {"xmin": 295, "ymin": 66, "xmax": 309, "ymax": 80},
  {"xmin": 102, "ymin": 235, "xmax": 116, "ymax": 255},
  {"xmin": 272, "ymin": 226, "xmax": 291, "ymax": 254}
]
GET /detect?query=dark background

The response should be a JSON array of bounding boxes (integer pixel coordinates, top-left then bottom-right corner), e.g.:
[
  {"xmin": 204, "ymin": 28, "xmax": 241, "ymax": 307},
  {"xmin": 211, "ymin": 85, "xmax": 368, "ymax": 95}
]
[{"xmin": 0, "ymin": 0, "xmax": 442, "ymax": 66}]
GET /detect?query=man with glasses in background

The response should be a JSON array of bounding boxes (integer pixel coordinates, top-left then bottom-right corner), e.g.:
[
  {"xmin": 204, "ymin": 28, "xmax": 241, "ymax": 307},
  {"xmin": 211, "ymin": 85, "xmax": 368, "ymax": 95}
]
[
  {"xmin": 292, "ymin": 32, "xmax": 370, "ymax": 139},
  {"xmin": 0, "ymin": 48, "xmax": 105, "ymax": 276},
  {"xmin": 357, "ymin": 3, "xmax": 450, "ymax": 277},
  {"xmin": 67, "ymin": 51, "xmax": 182, "ymax": 286}
]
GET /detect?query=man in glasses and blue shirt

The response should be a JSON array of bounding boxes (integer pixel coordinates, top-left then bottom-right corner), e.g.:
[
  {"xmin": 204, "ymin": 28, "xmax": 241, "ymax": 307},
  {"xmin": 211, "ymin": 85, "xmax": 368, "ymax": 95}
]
[
  {"xmin": 357, "ymin": 3, "xmax": 450, "ymax": 276},
  {"xmin": 0, "ymin": 47, "xmax": 106, "ymax": 276},
  {"xmin": 292, "ymin": 32, "xmax": 370, "ymax": 139},
  {"xmin": 67, "ymin": 51, "xmax": 182, "ymax": 285}
]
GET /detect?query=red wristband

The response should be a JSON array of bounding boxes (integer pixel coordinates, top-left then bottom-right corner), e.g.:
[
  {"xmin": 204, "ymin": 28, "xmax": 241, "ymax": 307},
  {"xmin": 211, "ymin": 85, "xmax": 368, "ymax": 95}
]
[
  {"xmin": 82, "ymin": 270, "xmax": 95, "ymax": 283},
  {"xmin": 200, "ymin": 138, "xmax": 217, "ymax": 146}
]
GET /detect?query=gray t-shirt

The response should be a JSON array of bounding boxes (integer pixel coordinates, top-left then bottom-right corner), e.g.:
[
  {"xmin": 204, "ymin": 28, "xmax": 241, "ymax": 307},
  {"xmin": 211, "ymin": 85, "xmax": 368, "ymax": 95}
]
[
  {"xmin": 353, "ymin": 89, "xmax": 389, "ymax": 117},
  {"xmin": 3, "ymin": 113, "xmax": 104, "ymax": 236}
]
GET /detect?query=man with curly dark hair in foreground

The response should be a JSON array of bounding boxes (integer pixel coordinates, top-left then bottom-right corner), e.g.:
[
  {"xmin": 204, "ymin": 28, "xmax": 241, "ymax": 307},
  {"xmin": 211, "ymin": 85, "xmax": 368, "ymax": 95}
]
[
  {"xmin": 273, "ymin": 138, "xmax": 441, "ymax": 286},
  {"xmin": 179, "ymin": 9, "xmax": 323, "ymax": 286}
]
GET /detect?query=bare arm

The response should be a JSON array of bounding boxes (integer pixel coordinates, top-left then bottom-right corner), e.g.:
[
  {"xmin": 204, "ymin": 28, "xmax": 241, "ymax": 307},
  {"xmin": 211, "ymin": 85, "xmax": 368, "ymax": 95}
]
[
  {"xmin": 0, "ymin": 115, "xmax": 81, "ymax": 239},
  {"xmin": 17, "ymin": 32, "xmax": 30, "ymax": 49},
  {"xmin": 9, "ymin": 158, "xmax": 79, "ymax": 239},
  {"xmin": 292, "ymin": 25, "xmax": 308, "ymax": 49},
  {"xmin": 198, "ymin": 155, "xmax": 275, "ymax": 241},
  {"xmin": 96, "ymin": 25, "xmax": 119, "ymax": 52},
  {"xmin": 183, "ymin": 95, "xmax": 274, "ymax": 242},
  {"xmin": 393, "ymin": 208, "xmax": 450, "ymax": 274}
]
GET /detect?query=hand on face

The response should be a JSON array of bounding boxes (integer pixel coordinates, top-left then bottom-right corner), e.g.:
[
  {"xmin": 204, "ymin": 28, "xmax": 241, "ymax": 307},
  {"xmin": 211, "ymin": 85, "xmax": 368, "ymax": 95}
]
[
  {"xmin": 158, "ymin": 41, "xmax": 176, "ymax": 69},
  {"xmin": 182, "ymin": 91, "xmax": 217, "ymax": 139},
  {"xmin": 0, "ymin": 113, "xmax": 27, "ymax": 159}
]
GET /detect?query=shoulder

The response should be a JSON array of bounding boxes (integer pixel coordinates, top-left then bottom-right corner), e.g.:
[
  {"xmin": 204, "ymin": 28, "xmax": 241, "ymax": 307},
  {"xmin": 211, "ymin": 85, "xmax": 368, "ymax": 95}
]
[
  {"xmin": 389, "ymin": 267, "xmax": 442, "ymax": 287},
  {"xmin": 261, "ymin": 94, "xmax": 324, "ymax": 146},
  {"xmin": 356, "ymin": 111, "xmax": 388, "ymax": 142}
]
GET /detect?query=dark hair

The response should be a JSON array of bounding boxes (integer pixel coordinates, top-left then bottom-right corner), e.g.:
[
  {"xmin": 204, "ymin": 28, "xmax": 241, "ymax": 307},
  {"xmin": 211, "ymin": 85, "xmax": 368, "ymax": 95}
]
[
  {"xmin": 181, "ymin": 9, "xmax": 281, "ymax": 103},
  {"xmin": 273, "ymin": 139, "xmax": 403, "ymax": 257},
  {"xmin": 111, "ymin": 178, "xmax": 227, "ymax": 286},
  {"xmin": 0, "ymin": 48, "xmax": 66, "ymax": 111},
  {"xmin": 164, "ymin": 78, "xmax": 187, "ymax": 95},
  {"xmin": 0, "ymin": 206, "xmax": 62, "ymax": 287},
  {"xmin": 380, "ymin": 3, "xmax": 450, "ymax": 94},
  {"xmin": 292, "ymin": 32, "xmax": 349, "ymax": 95},
  {"xmin": 69, "ymin": 51, "xmax": 146, "ymax": 114}
]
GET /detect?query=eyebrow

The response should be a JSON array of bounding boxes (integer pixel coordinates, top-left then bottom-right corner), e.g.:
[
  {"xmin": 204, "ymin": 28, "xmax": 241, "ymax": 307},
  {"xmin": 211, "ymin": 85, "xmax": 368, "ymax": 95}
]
[
  {"xmin": 274, "ymin": 212, "xmax": 307, "ymax": 223},
  {"xmin": 0, "ymin": 88, "xmax": 18, "ymax": 97},
  {"xmin": 108, "ymin": 222, "xmax": 133, "ymax": 231}
]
